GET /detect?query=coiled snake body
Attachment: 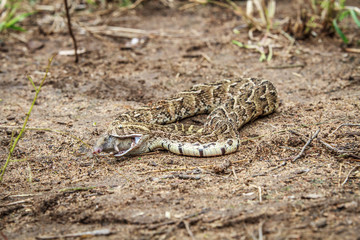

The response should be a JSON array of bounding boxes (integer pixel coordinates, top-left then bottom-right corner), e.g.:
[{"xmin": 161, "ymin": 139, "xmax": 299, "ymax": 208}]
[{"xmin": 93, "ymin": 78, "xmax": 278, "ymax": 157}]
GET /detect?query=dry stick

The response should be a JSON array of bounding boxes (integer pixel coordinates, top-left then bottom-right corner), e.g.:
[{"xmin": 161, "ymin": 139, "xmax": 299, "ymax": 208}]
[
  {"xmin": 0, "ymin": 55, "xmax": 55, "ymax": 182},
  {"xmin": 0, "ymin": 199, "xmax": 32, "ymax": 207},
  {"xmin": 344, "ymin": 48, "xmax": 360, "ymax": 53},
  {"xmin": 0, "ymin": 194, "xmax": 10, "ymax": 201},
  {"xmin": 258, "ymin": 221, "xmax": 265, "ymax": 240},
  {"xmin": 243, "ymin": 223, "xmax": 257, "ymax": 240},
  {"xmin": 8, "ymin": 193, "xmax": 40, "ymax": 198},
  {"xmin": 232, "ymin": 166, "xmax": 238, "ymax": 180},
  {"xmin": 183, "ymin": 220, "xmax": 196, "ymax": 240},
  {"xmin": 292, "ymin": 128, "xmax": 320, "ymax": 162},
  {"xmin": 160, "ymin": 223, "xmax": 178, "ymax": 240},
  {"xmin": 290, "ymin": 127, "xmax": 360, "ymax": 159},
  {"xmin": 258, "ymin": 161, "xmax": 285, "ymax": 174},
  {"xmin": 338, "ymin": 164, "xmax": 343, "ymax": 187},
  {"xmin": 266, "ymin": 64, "xmax": 305, "ymax": 69},
  {"xmin": 58, "ymin": 186, "xmax": 95, "ymax": 192},
  {"xmin": 64, "ymin": 0, "xmax": 78, "ymax": 63},
  {"xmin": 250, "ymin": 185, "xmax": 262, "ymax": 203},
  {"xmin": 148, "ymin": 209, "xmax": 209, "ymax": 230},
  {"xmin": 341, "ymin": 165, "xmax": 360, "ymax": 186},
  {"xmin": 37, "ymin": 229, "xmax": 111, "ymax": 240},
  {"xmin": 329, "ymin": 123, "xmax": 360, "ymax": 136},
  {"xmin": 318, "ymin": 139, "xmax": 360, "ymax": 159}
]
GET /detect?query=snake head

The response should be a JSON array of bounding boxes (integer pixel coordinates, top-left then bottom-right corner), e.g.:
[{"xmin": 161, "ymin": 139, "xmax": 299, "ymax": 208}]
[{"xmin": 93, "ymin": 123, "xmax": 152, "ymax": 157}]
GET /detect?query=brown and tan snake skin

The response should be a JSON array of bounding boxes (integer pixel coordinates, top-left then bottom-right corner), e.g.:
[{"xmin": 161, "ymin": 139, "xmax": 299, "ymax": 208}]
[{"xmin": 93, "ymin": 78, "xmax": 278, "ymax": 157}]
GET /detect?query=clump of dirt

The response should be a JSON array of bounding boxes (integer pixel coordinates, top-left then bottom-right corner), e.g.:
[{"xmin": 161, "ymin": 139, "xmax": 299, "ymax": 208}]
[{"xmin": 0, "ymin": 1, "xmax": 359, "ymax": 239}]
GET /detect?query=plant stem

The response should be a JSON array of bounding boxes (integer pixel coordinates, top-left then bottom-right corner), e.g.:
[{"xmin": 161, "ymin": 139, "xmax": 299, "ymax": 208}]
[
  {"xmin": 64, "ymin": 0, "xmax": 78, "ymax": 63},
  {"xmin": 0, "ymin": 55, "xmax": 55, "ymax": 182}
]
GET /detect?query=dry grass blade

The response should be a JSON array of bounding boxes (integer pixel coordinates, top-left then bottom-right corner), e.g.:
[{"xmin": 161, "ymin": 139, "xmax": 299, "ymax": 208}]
[
  {"xmin": 253, "ymin": 0, "xmax": 267, "ymax": 25},
  {"xmin": 341, "ymin": 165, "xmax": 360, "ymax": 186}
]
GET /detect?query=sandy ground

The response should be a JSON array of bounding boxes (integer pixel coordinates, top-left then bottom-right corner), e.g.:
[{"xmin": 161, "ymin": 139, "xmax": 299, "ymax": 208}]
[{"xmin": 1, "ymin": 1, "xmax": 360, "ymax": 239}]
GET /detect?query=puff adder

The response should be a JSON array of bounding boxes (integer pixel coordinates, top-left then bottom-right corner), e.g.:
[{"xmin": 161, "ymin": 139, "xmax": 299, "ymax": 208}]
[{"xmin": 93, "ymin": 78, "xmax": 278, "ymax": 157}]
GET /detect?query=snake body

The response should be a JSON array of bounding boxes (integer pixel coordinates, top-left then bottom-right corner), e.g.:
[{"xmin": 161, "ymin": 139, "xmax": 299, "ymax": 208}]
[{"xmin": 93, "ymin": 78, "xmax": 278, "ymax": 157}]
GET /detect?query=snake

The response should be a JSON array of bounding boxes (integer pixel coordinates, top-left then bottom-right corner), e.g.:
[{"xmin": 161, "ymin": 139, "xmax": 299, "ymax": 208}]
[{"xmin": 93, "ymin": 78, "xmax": 278, "ymax": 157}]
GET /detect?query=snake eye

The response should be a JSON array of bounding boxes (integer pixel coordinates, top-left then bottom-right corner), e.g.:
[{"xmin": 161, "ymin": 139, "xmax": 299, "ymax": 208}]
[{"xmin": 118, "ymin": 124, "xmax": 123, "ymax": 129}]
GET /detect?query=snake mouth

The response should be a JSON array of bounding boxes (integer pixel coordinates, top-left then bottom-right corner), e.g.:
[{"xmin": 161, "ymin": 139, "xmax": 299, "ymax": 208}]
[{"xmin": 111, "ymin": 134, "xmax": 142, "ymax": 157}]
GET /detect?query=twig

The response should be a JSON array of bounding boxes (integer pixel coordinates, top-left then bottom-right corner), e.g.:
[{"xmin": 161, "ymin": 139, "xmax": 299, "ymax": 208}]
[
  {"xmin": 279, "ymin": 29, "xmax": 295, "ymax": 45},
  {"xmin": 318, "ymin": 139, "xmax": 345, "ymax": 153},
  {"xmin": 338, "ymin": 164, "xmax": 343, "ymax": 187},
  {"xmin": 292, "ymin": 128, "xmax": 320, "ymax": 162},
  {"xmin": 159, "ymin": 174, "xmax": 201, "ymax": 180},
  {"xmin": 82, "ymin": 25, "xmax": 188, "ymax": 39},
  {"xmin": 243, "ymin": 223, "xmax": 258, "ymax": 240},
  {"xmin": 64, "ymin": 0, "xmax": 78, "ymax": 63},
  {"xmin": 232, "ymin": 166, "xmax": 238, "ymax": 179},
  {"xmin": 251, "ymin": 185, "xmax": 262, "ymax": 203},
  {"xmin": 344, "ymin": 48, "xmax": 360, "ymax": 54},
  {"xmin": 148, "ymin": 208, "xmax": 209, "ymax": 230},
  {"xmin": 183, "ymin": 220, "xmax": 196, "ymax": 240},
  {"xmin": 329, "ymin": 123, "xmax": 360, "ymax": 136},
  {"xmin": 0, "ymin": 199, "xmax": 32, "ymax": 207},
  {"xmin": 0, "ymin": 194, "xmax": 10, "ymax": 201},
  {"xmin": 258, "ymin": 221, "xmax": 264, "ymax": 240},
  {"xmin": 266, "ymin": 64, "xmax": 305, "ymax": 69},
  {"xmin": 158, "ymin": 209, "xmax": 205, "ymax": 240},
  {"xmin": 318, "ymin": 139, "xmax": 360, "ymax": 159},
  {"xmin": 269, "ymin": 161, "xmax": 287, "ymax": 171},
  {"xmin": 58, "ymin": 186, "xmax": 95, "ymax": 192},
  {"xmin": 160, "ymin": 224, "xmax": 178, "ymax": 240},
  {"xmin": 258, "ymin": 186, "xmax": 262, "ymax": 203},
  {"xmin": 201, "ymin": 53, "xmax": 212, "ymax": 63},
  {"xmin": 36, "ymin": 229, "xmax": 111, "ymax": 240},
  {"xmin": 341, "ymin": 165, "xmax": 360, "ymax": 186},
  {"xmin": 0, "ymin": 55, "xmax": 55, "ymax": 182},
  {"xmin": 8, "ymin": 193, "xmax": 40, "ymax": 198}
]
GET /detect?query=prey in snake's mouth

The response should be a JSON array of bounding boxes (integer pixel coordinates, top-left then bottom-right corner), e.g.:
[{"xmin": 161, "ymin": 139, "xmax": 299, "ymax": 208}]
[{"xmin": 93, "ymin": 134, "xmax": 146, "ymax": 157}]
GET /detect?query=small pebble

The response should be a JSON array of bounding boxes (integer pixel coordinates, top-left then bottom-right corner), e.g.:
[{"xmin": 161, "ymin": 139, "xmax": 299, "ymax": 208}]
[{"xmin": 311, "ymin": 218, "xmax": 327, "ymax": 228}]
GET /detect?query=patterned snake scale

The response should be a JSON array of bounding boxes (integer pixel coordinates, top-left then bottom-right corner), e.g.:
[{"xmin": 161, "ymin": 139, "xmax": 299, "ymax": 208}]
[{"xmin": 93, "ymin": 78, "xmax": 278, "ymax": 157}]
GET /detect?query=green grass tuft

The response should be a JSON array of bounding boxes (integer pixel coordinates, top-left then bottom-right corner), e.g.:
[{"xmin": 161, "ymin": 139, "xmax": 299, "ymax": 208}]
[
  {"xmin": 0, "ymin": 0, "xmax": 34, "ymax": 33},
  {"xmin": 333, "ymin": 7, "xmax": 360, "ymax": 44}
]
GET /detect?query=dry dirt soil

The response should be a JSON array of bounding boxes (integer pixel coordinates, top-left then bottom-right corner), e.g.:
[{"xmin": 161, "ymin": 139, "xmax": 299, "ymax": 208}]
[{"xmin": 1, "ymin": 1, "xmax": 360, "ymax": 239}]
